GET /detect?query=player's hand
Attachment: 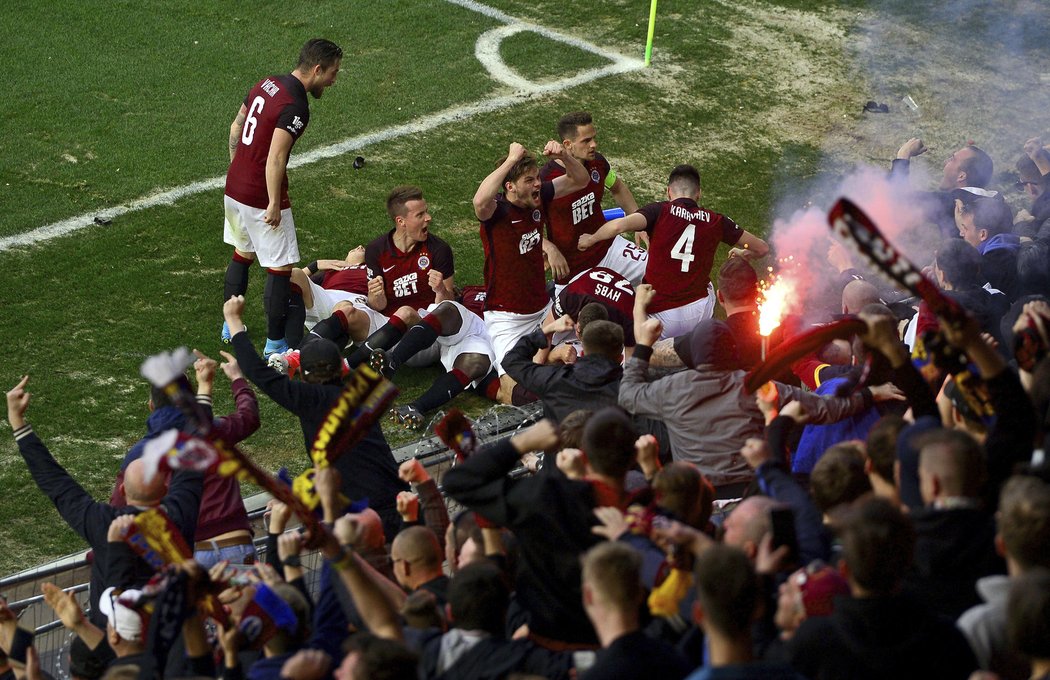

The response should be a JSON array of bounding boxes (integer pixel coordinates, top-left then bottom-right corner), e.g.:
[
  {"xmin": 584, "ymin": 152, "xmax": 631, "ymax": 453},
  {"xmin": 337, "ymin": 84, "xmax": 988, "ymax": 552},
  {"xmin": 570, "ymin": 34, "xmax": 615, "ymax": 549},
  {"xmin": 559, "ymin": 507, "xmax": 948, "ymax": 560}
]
[
  {"xmin": 193, "ymin": 349, "xmax": 218, "ymax": 387},
  {"xmin": 107, "ymin": 514, "xmax": 136, "ymax": 543},
  {"xmin": 316, "ymin": 259, "xmax": 351, "ymax": 271},
  {"xmin": 728, "ymin": 246, "xmax": 759, "ymax": 260},
  {"xmin": 896, "ymin": 137, "xmax": 927, "ymax": 160},
  {"xmin": 6, "ymin": 375, "xmax": 31, "ymax": 430},
  {"xmin": 544, "ymin": 243, "xmax": 570, "ymax": 279},
  {"xmin": 508, "ymin": 142, "xmax": 527, "ymax": 162},
  {"xmin": 542, "ymin": 140, "xmax": 567, "ymax": 158},
  {"xmin": 635, "ymin": 318, "xmax": 663, "ymax": 347},
  {"xmin": 633, "ymin": 230, "xmax": 650, "ymax": 249},
  {"xmin": 218, "ymin": 351, "xmax": 244, "ymax": 381},
  {"xmin": 398, "ymin": 458, "xmax": 430, "ymax": 485},
  {"xmin": 223, "ymin": 295, "xmax": 246, "ymax": 325},
  {"xmin": 428, "ymin": 270, "xmax": 445, "ymax": 293},
  {"xmin": 577, "ymin": 234, "xmax": 594, "ymax": 251},
  {"xmin": 264, "ymin": 203, "xmax": 282, "ymax": 228},
  {"xmin": 396, "ymin": 491, "xmax": 420, "ymax": 522},
  {"xmin": 541, "ymin": 314, "xmax": 574, "ymax": 336},
  {"xmin": 367, "ymin": 276, "xmax": 385, "ymax": 297},
  {"xmin": 548, "ymin": 344, "xmax": 578, "ymax": 365}
]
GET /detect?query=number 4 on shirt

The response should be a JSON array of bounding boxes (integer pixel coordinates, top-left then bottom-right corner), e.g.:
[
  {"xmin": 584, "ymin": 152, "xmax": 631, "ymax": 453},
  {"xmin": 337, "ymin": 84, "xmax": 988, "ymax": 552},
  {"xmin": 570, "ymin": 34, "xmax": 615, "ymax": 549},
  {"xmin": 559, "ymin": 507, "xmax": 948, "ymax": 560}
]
[{"xmin": 671, "ymin": 224, "xmax": 696, "ymax": 272}]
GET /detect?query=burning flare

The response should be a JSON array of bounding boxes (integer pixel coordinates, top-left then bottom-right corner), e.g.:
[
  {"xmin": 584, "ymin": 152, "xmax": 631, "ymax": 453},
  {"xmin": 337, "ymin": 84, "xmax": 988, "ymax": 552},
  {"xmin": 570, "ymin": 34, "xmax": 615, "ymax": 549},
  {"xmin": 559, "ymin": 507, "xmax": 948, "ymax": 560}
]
[{"xmin": 758, "ymin": 271, "xmax": 791, "ymax": 337}]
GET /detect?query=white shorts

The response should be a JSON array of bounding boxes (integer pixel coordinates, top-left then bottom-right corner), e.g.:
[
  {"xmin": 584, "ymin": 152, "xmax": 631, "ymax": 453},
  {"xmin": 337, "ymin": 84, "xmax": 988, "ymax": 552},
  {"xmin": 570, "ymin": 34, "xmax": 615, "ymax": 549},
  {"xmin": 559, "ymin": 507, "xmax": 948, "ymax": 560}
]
[
  {"xmin": 304, "ymin": 280, "xmax": 385, "ymax": 337},
  {"xmin": 222, "ymin": 195, "xmax": 299, "ymax": 268},
  {"xmin": 651, "ymin": 283, "xmax": 716, "ymax": 339},
  {"xmin": 484, "ymin": 304, "xmax": 552, "ymax": 376},
  {"xmin": 597, "ymin": 235, "xmax": 648, "ymax": 285},
  {"xmin": 425, "ymin": 301, "xmax": 496, "ymax": 380}
]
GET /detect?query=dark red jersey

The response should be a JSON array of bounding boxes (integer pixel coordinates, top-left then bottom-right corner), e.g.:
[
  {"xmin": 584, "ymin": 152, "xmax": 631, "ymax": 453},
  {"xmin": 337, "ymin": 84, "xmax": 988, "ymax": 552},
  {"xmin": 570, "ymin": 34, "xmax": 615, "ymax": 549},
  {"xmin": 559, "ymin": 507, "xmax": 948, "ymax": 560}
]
[
  {"xmin": 365, "ymin": 231, "xmax": 454, "ymax": 314},
  {"xmin": 225, "ymin": 74, "xmax": 310, "ymax": 210},
  {"xmin": 480, "ymin": 182, "xmax": 556, "ymax": 314},
  {"xmin": 322, "ymin": 264, "xmax": 370, "ymax": 295},
  {"xmin": 540, "ymin": 154, "xmax": 614, "ymax": 283},
  {"xmin": 459, "ymin": 286, "xmax": 488, "ymax": 318},
  {"xmin": 553, "ymin": 267, "xmax": 636, "ymax": 346},
  {"xmin": 637, "ymin": 198, "xmax": 743, "ymax": 313}
]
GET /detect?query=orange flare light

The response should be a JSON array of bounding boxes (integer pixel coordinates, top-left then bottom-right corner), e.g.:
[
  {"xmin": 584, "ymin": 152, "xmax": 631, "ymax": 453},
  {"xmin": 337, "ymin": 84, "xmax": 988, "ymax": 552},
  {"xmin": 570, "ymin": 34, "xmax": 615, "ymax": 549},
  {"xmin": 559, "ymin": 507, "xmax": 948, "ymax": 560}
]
[{"xmin": 758, "ymin": 276, "xmax": 790, "ymax": 337}]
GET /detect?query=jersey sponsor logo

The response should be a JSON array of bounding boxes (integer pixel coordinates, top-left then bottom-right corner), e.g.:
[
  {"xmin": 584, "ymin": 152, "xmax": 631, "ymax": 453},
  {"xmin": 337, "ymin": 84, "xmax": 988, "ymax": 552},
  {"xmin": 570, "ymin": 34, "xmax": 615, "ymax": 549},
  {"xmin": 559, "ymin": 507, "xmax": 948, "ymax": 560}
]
[
  {"xmin": 532, "ymin": 209, "xmax": 541, "ymax": 222},
  {"xmin": 417, "ymin": 254, "xmax": 430, "ymax": 270},
  {"xmin": 670, "ymin": 204, "xmax": 711, "ymax": 223},
  {"xmin": 291, "ymin": 115, "xmax": 304, "ymax": 132},
  {"xmin": 393, "ymin": 272, "xmax": 419, "ymax": 298},
  {"xmin": 590, "ymin": 169, "xmax": 601, "ymax": 183},
  {"xmin": 261, "ymin": 79, "xmax": 280, "ymax": 97},
  {"xmin": 519, "ymin": 229, "xmax": 541, "ymax": 255},
  {"xmin": 571, "ymin": 192, "xmax": 596, "ymax": 226}
]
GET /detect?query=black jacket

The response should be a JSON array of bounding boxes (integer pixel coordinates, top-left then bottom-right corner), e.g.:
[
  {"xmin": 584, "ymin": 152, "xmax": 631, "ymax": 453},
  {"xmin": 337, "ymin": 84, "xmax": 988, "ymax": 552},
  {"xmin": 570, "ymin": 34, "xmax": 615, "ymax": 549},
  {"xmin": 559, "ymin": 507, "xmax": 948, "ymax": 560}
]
[
  {"xmin": 502, "ymin": 328, "xmax": 622, "ymax": 422},
  {"xmin": 232, "ymin": 332, "xmax": 407, "ymax": 539},
  {"xmin": 14, "ymin": 425, "xmax": 203, "ymax": 629},
  {"xmin": 442, "ymin": 438, "xmax": 605, "ymax": 645},
  {"xmin": 787, "ymin": 594, "xmax": 977, "ymax": 680}
]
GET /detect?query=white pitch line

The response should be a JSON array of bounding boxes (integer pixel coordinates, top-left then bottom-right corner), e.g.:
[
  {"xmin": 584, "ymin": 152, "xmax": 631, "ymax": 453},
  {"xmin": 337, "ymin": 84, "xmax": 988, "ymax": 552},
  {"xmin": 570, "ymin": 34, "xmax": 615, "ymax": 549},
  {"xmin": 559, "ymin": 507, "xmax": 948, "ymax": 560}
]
[{"xmin": 0, "ymin": 0, "xmax": 643, "ymax": 253}]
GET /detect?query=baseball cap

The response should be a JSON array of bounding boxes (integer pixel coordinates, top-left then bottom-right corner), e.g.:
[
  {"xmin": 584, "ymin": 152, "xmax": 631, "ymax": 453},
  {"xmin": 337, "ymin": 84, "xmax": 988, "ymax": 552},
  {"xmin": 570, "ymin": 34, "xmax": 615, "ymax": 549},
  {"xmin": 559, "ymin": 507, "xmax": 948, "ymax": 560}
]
[
  {"xmin": 98, "ymin": 587, "xmax": 144, "ymax": 642},
  {"xmin": 300, "ymin": 338, "xmax": 343, "ymax": 378},
  {"xmin": 672, "ymin": 319, "xmax": 740, "ymax": 370},
  {"xmin": 791, "ymin": 561, "xmax": 850, "ymax": 617},
  {"xmin": 950, "ymin": 186, "xmax": 1002, "ymax": 207}
]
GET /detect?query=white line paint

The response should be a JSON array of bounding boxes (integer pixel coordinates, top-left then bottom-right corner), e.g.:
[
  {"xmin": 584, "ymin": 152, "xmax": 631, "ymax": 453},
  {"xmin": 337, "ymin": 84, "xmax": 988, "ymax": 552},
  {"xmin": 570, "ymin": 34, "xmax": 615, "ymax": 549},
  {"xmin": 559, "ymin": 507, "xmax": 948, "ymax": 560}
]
[{"xmin": 0, "ymin": 0, "xmax": 643, "ymax": 253}]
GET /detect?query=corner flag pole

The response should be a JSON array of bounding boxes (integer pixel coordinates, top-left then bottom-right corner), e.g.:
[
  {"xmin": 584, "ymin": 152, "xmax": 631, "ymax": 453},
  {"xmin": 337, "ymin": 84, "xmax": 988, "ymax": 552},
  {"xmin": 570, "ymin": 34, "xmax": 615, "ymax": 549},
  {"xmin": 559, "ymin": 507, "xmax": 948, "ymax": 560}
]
[{"xmin": 644, "ymin": 0, "xmax": 658, "ymax": 66}]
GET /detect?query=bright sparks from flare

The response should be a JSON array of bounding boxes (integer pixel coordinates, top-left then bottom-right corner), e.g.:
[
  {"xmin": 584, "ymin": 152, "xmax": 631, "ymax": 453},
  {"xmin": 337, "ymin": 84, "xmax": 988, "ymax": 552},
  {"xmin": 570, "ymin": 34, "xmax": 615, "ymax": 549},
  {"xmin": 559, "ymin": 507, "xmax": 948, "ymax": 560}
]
[{"xmin": 758, "ymin": 271, "xmax": 791, "ymax": 337}]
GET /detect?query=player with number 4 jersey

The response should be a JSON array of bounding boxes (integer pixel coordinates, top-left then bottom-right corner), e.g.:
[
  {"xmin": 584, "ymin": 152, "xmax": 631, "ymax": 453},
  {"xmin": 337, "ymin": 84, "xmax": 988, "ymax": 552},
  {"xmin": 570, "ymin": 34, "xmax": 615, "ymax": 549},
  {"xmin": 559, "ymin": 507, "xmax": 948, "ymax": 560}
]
[{"xmin": 578, "ymin": 164, "xmax": 768, "ymax": 338}]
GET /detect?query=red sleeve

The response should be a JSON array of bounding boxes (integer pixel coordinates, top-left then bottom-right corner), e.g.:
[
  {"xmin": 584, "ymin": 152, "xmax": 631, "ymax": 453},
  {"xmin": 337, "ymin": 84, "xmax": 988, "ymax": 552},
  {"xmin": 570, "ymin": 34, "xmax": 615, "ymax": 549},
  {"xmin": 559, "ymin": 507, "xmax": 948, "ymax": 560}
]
[
  {"xmin": 637, "ymin": 202, "xmax": 663, "ymax": 233},
  {"xmin": 211, "ymin": 378, "xmax": 261, "ymax": 444},
  {"xmin": 791, "ymin": 354, "xmax": 831, "ymax": 391}
]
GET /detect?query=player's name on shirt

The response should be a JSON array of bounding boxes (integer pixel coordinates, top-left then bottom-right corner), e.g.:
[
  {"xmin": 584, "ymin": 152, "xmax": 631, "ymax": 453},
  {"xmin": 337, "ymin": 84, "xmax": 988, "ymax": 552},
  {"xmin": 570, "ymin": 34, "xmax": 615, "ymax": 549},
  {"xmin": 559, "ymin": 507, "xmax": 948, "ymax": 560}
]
[{"xmin": 670, "ymin": 203, "xmax": 714, "ymax": 223}]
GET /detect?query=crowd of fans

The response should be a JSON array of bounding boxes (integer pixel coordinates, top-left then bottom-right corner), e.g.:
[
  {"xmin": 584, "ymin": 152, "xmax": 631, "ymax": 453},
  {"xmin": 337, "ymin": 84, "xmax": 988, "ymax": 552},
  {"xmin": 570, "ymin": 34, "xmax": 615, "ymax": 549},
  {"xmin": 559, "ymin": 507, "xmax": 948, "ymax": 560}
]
[{"xmin": 2, "ymin": 125, "xmax": 1050, "ymax": 680}]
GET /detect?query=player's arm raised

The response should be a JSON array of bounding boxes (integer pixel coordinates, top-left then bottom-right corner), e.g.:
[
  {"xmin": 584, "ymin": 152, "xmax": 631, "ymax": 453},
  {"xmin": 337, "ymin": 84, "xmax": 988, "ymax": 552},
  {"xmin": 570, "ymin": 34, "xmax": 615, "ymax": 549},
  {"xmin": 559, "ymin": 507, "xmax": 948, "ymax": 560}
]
[
  {"xmin": 578, "ymin": 213, "xmax": 648, "ymax": 251},
  {"xmin": 474, "ymin": 143, "xmax": 527, "ymax": 222},
  {"xmin": 264, "ymin": 129, "xmax": 295, "ymax": 228},
  {"xmin": 546, "ymin": 141, "xmax": 588, "ymax": 199},
  {"xmin": 228, "ymin": 104, "xmax": 247, "ymax": 162}
]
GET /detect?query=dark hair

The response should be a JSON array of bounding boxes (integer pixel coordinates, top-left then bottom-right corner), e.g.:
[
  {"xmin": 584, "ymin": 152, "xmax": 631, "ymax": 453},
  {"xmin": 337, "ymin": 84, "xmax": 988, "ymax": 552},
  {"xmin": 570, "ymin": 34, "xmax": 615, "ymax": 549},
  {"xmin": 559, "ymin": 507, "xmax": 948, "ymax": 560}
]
[
  {"xmin": 717, "ymin": 257, "xmax": 759, "ymax": 303},
  {"xmin": 653, "ymin": 462, "xmax": 715, "ymax": 528},
  {"xmin": 810, "ymin": 443, "xmax": 872, "ymax": 514},
  {"xmin": 149, "ymin": 385, "xmax": 172, "ymax": 409},
  {"xmin": 866, "ymin": 414, "xmax": 905, "ymax": 481},
  {"xmin": 343, "ymin": 632, "xmax": 419, "ymax": 680},
  {"xmin": 400, "ymin": 589, "xmax": 445, "ymax": 631},
  {"xmin": 69, "ymin": 636, "xmax": 108, "ymax": 680},
  {"xmin": 577, "ymin": 302, "xmax": 609, "ymax": 334},
  {"xmin": 559, "ymin": 409, "xmax": 593, "ymax": 449},
  {"xmin": 581, "ymin": 320, "xmax": 624, "ymax": 362},
  {"xmin": 916, "ymin": 429, "xmax": 986, "ymax": 498},
  {"xmin": 837, "ymin": 497, "xmax": 915, "ymax": 595},
  {"xmin": 581, "ymin": 542, "xmax": 643, "ymax": 611},
  {"xmin": 693, "ymin": 545, "xmax": 759, "ymax": 637},
  {"xmin": 386, "ymin": 185, "xmax": 425, "ymax": 222},
  {"xmin": 497, "ymin": 153, "xmax": 539, "ymax": 188},
  {"xmin": 999, "ymin": 475, "xmax": 1050, "ymax": 570},
  {"xmin": 581, "ymin": 407, "xmax": 637, "ymax": 479},
  {"xmin": 557, "ymin": 111, "xmax": 593, "ymax": 141},
  {"xmin": 448, "ymin": 562, "xmax": 509, "ymax": 635},
  {"xmin": 1007, "ymin": 567, "xmax": 1050, "ymax": 658},
  {"xmin": 935, "ymin": 239, "xmax": 982, "ymax": 289},
  {"xmin": 667, "ymin": 164, "xmax": 701, "ymax": 196},
  {"xmin": 960, "ymin": 145, "xmax": 993, "ymax": 188},
  {"xmin": 1017, "ymin": 154, "xmax": 1043, "ymax": 184},
  {"xmin": 960, "ymin": 196, "xmax": 1012, "ymax": 238},
  {"xmin": 1017, "ymin": 242, "xmax": 1050, "ymax": 298},
  {"xmin": 297, "ymin": 38, "xmax": 343, "ymax": 71}
]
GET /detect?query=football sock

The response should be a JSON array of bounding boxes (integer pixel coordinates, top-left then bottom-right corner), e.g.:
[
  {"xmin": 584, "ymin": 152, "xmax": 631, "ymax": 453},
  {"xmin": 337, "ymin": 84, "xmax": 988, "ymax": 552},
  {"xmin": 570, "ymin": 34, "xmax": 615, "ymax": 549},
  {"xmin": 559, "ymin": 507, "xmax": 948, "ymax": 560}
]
[
  {"xmin": 511, "ymin": 383, "xmax": 539, "ymax": 406},
  {"xmin": 224, "ymin": 252, "xmax": 252, "ymax": 302},
  {"xmin": 389, "ymin": 318, "xmax": 441, "ymax": 369},
  {"xmin": 413, "ymin": 369, "xmax": 471, "ymax": 413},
  {"xmin": 264, "ymin": 269, "xmax": 292, "ymax": 340},
  {"xmin": 477, "ymin": 370, "xmax": 501, "ymax": 401},
  {"xmin": 311, "ymin": 309, "xmax": 351, "ymax": 350},
  {"xmin": 284, "ymin": 283, "xmax": 305, "ymax": 348},
  {"xmin": 346, "ymin": 316, "xmax": 408, "ymax": 367}
]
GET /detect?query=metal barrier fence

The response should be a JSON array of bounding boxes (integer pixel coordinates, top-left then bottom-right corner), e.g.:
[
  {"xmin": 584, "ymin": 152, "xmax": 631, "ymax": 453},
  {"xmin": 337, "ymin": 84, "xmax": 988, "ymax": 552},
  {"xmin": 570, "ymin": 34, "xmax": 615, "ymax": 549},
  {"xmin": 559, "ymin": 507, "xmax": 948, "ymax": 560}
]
[{"xmin": 0, "ymin": 404, "xmax": 537, "ymax": 678}]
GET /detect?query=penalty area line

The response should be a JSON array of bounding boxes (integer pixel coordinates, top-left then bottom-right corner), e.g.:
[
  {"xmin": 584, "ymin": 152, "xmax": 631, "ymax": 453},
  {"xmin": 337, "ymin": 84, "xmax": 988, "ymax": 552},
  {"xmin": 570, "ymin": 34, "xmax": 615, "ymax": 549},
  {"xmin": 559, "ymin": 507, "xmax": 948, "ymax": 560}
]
[{"xmin": 0, "ymin": 0, "xmax": 643, "ymax": 254}]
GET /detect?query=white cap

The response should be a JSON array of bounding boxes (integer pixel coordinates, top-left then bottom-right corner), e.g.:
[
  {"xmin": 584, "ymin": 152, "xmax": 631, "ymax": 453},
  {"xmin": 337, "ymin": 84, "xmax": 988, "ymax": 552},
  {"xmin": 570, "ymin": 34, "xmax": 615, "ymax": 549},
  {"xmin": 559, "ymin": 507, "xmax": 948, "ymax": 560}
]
[{"xmin": 98, "ymin": 587, "xmax": 144, "ymax": 643}]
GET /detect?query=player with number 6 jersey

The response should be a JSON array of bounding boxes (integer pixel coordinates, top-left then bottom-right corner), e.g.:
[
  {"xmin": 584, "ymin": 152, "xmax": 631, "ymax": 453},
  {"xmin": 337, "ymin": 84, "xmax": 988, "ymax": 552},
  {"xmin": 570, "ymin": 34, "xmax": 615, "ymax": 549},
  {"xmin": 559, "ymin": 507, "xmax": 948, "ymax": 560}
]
[
  {"xmin": 578, "ymin": 164, "xmax": 768, "ymax": 338},
  {"xmin": 221, "ymin": 38, "xmax": 342, "ymax": 358}
]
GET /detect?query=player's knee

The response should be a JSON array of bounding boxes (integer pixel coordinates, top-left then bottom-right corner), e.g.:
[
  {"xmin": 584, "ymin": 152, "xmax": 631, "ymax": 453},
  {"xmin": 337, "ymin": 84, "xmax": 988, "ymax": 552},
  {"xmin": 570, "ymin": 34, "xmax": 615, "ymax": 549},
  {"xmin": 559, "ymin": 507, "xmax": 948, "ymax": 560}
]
[
  {"xmin": 433, "ymin": 302, "xmax": 462, "ymax": 335},
  {"xmin": 395, "ymin": 306, "xmax": 421, "ymax": 326},
  {"xmin": 455, "ymin": 353, "xmax": 490, "ymax": 380}
]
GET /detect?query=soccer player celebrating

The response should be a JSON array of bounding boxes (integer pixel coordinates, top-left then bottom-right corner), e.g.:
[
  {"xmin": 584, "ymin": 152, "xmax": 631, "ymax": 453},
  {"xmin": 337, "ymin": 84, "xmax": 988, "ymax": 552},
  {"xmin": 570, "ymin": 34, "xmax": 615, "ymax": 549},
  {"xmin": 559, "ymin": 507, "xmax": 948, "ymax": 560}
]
[
  {"xmin": 474, "ymin": 141, "xmax": 589, "ymax": 387},
  {"xmin": 221, "ymin": 38, "xmax": 343, "ymax": 357},
  {"xmin": 541, "ymin": 111, "xmax": 647, "ymax": 294},
  {"xmin": 579, "ymin": 164, "xmax": 769, "ymax": 338}
]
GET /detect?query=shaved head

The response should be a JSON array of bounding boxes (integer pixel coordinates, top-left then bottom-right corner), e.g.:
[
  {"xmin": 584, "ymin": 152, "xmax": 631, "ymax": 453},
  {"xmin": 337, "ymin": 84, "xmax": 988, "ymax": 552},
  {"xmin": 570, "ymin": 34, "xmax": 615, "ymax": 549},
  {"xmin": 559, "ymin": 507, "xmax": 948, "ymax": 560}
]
[
  {"xmin": 123, "ymin": 459, "xmax": 167, "ymax": 506},
  {"xmin": 841, "ymin": 280, "xmax": 880, "ymax": 315},
  {"xmin": 392, "ymin": 526, "xmax": 442, "ymax": 570}
]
